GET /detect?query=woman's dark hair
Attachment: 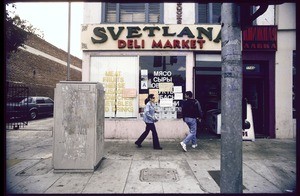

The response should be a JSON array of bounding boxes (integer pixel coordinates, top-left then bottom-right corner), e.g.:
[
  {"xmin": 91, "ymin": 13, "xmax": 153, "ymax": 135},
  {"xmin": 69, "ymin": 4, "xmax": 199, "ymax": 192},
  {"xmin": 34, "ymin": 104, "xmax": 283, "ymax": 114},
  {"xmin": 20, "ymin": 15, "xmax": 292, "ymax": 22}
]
[{"xmin": 144, "ymin": 94, "xmax": 154, "ymax": 104}]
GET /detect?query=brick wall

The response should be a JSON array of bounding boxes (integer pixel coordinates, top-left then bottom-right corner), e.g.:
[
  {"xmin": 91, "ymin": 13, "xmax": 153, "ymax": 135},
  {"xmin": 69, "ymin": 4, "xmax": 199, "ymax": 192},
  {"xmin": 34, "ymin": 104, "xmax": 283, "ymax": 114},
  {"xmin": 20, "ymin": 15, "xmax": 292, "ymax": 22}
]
[
  {"xmin": 25, "ymin": 34, "xmax": 82, "ymax": 68},
  {"xmin": 7, "ymin": 33, "xmax": 82, "ymax": 100}
]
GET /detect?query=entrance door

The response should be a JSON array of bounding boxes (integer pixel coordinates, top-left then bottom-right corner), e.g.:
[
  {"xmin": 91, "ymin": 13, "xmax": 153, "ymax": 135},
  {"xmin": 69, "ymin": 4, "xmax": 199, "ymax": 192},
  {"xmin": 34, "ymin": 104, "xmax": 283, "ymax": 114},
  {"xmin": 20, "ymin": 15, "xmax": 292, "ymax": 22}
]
[
  {"xmin": 195, "ymin": 73, "xmax": 221, "ymax": 138},
  {"xmin": 194, "ymin": 64, "xmax": 268, "ymax": 138},
  {"xmin": 243, "ymin": 78, "xmax": 266, "ymax": 137},
  {"xmin": 195, "ymin": 75, "xmax": 221, "ymax": 114},
  {"xmin": 194, "ymin": 54, "xmax": 222, "ymax": 138}
]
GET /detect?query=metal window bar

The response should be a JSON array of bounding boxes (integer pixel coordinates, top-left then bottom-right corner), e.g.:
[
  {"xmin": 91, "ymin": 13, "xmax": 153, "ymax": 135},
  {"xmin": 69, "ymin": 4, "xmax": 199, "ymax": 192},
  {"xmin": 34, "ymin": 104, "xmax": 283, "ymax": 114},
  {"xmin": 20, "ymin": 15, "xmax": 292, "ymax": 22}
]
[{"xmin": 6, "ymin": 83, "xmax": 29, "ymax": 130}]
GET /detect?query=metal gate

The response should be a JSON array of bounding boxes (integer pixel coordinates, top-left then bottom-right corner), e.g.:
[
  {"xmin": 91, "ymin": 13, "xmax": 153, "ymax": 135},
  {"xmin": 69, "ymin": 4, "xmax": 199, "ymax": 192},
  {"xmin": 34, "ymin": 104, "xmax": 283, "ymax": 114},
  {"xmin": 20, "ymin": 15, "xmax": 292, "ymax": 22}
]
[{"xmin": 6, "ymin": 82, "xmax": 29, "ymax": 130}]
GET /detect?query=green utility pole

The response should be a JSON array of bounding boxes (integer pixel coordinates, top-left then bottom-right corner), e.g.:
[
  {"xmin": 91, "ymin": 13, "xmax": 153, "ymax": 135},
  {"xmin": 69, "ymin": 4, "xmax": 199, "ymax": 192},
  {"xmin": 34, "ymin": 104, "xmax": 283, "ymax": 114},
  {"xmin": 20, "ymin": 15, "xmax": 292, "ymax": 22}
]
[{"xmin": 220, "ymin": 3, "xmax": 243, "ymax": 193}]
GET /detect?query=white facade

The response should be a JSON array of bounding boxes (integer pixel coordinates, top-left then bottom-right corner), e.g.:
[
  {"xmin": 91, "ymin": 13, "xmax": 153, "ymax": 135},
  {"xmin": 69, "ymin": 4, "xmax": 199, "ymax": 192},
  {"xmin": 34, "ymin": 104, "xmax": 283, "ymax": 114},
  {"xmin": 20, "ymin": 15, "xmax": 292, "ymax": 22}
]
[
  {"xmin": 275, "ymin": 3, "xmax": 296, "ymax": 138},
  {"xmin": 249, "ymin": 3, "xmax": 296, "ymax": 138},
  {"xmin": 81, "ymin": 2, "xmax": 296, "ymax": 139}
]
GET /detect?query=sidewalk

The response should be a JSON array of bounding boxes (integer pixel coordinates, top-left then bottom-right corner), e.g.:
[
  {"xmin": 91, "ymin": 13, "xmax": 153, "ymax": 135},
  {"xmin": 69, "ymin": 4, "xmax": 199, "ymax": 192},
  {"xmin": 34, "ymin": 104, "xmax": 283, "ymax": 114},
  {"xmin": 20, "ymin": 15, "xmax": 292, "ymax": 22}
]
[{"xmin": 6, "ymin": 117, "xmax": 296, "ymax": 194}]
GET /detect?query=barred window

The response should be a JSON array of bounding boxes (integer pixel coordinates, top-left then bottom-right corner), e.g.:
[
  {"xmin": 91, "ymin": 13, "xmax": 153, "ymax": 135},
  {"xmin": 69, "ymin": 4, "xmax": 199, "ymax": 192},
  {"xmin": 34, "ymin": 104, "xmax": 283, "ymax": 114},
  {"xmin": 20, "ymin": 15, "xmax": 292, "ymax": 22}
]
[
  {"xmin": 103, "ymin": 3, "xmax": 163, "ymax": 23},
  {"xmin": 196, "ymin": 3, "xmax": 221, "ymax": 24}
]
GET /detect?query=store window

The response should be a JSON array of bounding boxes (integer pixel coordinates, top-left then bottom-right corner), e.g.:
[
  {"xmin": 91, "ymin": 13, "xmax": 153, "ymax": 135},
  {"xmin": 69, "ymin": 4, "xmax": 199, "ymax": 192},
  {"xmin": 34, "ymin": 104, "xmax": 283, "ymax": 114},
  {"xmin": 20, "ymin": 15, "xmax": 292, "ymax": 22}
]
[
  {"xmin": 90, "ymin": 56, "xmax": 138, "ymax": 118},
  {"xmin": 196, "ymin": 3, "xmax": 221, "ymax": 24},
  {"xmin": 103, "ymin": 3, "xmax": 163, "ymax": 23},
  {"xmin": 139, "ymin": 56, "xmax": 186, "ymax": 120}
]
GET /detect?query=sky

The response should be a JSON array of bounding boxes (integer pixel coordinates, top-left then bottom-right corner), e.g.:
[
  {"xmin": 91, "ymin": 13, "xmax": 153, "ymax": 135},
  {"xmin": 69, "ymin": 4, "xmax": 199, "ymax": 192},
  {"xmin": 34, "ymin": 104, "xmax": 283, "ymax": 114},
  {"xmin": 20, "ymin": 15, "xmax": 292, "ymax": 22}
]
[{"xmin": 6, "ymin": 2, "xmax": 84, "ymax": 59}]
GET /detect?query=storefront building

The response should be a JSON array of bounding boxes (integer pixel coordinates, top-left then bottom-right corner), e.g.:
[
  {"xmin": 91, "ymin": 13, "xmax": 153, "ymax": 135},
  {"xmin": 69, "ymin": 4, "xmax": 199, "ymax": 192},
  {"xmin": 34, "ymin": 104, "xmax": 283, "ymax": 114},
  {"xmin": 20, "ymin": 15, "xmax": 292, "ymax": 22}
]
[{"xmin": 81, "ymin": 2, "xmax": 296, "ymax": 139}]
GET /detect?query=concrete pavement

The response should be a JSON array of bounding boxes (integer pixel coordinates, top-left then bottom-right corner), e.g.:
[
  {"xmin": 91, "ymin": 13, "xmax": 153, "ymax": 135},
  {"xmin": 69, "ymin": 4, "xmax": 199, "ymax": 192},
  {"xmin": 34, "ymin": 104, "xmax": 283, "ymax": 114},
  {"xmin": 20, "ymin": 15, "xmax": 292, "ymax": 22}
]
[{"xmin": 6, "ymin": 117, "xmax": 297, "ymax": 194}]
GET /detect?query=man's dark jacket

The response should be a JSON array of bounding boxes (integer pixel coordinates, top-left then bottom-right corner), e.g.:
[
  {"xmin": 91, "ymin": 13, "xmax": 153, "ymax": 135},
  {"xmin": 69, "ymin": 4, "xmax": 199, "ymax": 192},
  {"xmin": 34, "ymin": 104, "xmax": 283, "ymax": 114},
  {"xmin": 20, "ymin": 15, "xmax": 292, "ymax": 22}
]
[{"xmin": 182, "ymin": 99, "xmax": 203, "ymax": 119}]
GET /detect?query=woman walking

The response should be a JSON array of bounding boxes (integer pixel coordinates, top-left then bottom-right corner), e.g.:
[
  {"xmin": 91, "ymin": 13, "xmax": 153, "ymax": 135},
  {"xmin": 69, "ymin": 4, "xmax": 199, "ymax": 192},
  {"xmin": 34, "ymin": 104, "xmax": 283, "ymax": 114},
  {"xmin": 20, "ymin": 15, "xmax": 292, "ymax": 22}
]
[{"xmin": 135, "ymin": 94, "xmax": 163, "ymax": 150}]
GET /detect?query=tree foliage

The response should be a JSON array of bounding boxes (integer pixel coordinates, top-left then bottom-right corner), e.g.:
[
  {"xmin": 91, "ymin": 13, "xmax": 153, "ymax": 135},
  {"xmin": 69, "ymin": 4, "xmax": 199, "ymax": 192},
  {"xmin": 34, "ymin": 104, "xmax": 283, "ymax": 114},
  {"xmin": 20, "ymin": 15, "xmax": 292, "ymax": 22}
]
[{"xmin": 5, "ymin": 3, "xmax": 44, "ymax": 59}]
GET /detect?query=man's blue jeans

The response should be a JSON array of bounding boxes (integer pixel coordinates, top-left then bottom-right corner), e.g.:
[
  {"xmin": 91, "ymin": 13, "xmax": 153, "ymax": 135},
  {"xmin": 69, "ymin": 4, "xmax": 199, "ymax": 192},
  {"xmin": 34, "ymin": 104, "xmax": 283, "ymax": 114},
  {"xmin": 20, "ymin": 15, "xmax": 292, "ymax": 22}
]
[{"xmin": 183, "ymin": 117, "xmax": 197, "ymax": 145}]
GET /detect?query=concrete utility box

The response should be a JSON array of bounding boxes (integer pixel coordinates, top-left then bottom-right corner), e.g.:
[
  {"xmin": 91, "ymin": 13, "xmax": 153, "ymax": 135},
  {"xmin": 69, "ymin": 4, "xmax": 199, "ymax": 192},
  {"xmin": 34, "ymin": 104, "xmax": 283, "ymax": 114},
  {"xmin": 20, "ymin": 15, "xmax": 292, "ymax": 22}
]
[{"xmin": 53, "ymin": 81, "xmax": 105, "ymax": 172}]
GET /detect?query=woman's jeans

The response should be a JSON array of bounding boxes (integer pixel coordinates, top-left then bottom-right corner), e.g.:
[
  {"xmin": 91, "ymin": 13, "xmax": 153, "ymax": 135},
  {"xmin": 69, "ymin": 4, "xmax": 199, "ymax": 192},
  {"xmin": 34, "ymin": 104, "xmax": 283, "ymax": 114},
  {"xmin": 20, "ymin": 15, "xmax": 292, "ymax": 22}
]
[
  {"xmin": 135, "ymin": 123, "xmax": 161, "ymax": 148},
  {"xmin": 183, "ymin": 117, "xmax": 197, "ymax": 145}
]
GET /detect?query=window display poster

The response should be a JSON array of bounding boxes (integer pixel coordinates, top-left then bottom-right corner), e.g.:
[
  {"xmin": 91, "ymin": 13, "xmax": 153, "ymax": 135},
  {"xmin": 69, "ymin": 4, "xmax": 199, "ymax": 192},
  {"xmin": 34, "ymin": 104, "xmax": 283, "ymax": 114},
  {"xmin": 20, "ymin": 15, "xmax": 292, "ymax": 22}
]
[
  {"xmin": 141, "ymin": 69, "xmax": 148, "ymax": 90},
  {"xmin": 174, "ymin": 93, "xmax": 183, "ymax": 100},
  {"xmin": 173, "ymin": 86, "xmax": 182, "ymax": 93},
  {"xmin": 141, "ymin": 69, "xmax": 148, "ymax": 77},
  {"xmin": 159, "ymin": 82, "xmax": 173, "ymax": 93},
  {"xmin": 160, "ymin": 98, "xmax": 174, "ymax": 107},
  {"xmin": 139, "ymin": 93, "xmax": 148, "ymax": 107},
  {"xmin": 141, "ymin": 81, "xmax": 148, "ymax": 89},
  {"xmin": 123, "ymin": 88, "xmax": 137, "ymax": 98},
  {"xmin": 90, "ymin": 56, "xmax": 138, "ymax": 118}
]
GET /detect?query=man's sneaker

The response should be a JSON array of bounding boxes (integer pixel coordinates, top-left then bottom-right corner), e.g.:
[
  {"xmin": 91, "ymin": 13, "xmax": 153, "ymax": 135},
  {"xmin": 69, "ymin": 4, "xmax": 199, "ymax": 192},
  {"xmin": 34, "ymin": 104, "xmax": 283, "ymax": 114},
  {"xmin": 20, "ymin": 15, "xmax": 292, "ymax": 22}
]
[
  {"xmin": 192, "ymin": 144, "xmax": 198, "ymax": 148},
  {"xmin": 180, "ymin": 142, "xmax": 187, "ymax": 152}
]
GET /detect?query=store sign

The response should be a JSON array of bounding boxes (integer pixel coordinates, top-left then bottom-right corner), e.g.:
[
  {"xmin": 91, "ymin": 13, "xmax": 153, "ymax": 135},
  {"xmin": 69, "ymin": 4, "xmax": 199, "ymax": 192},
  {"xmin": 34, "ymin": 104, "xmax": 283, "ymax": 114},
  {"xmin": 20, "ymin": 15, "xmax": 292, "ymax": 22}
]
[
  {"xmin": 242, "ymin": 25, "xmax": 277, "ymax": 51},
  {"xmin": 81, "ymin": 24, "xmax": 221, "ymax": 51}
]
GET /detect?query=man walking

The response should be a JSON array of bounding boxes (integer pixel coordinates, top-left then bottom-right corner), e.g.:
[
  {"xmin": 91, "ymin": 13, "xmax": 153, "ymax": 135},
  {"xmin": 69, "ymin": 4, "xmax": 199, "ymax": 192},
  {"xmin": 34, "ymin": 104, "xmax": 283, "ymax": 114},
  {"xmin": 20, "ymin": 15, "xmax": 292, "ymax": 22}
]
[{"xmin": 180, "ymin": 91, "xmax": 203, "ymax": 152}]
